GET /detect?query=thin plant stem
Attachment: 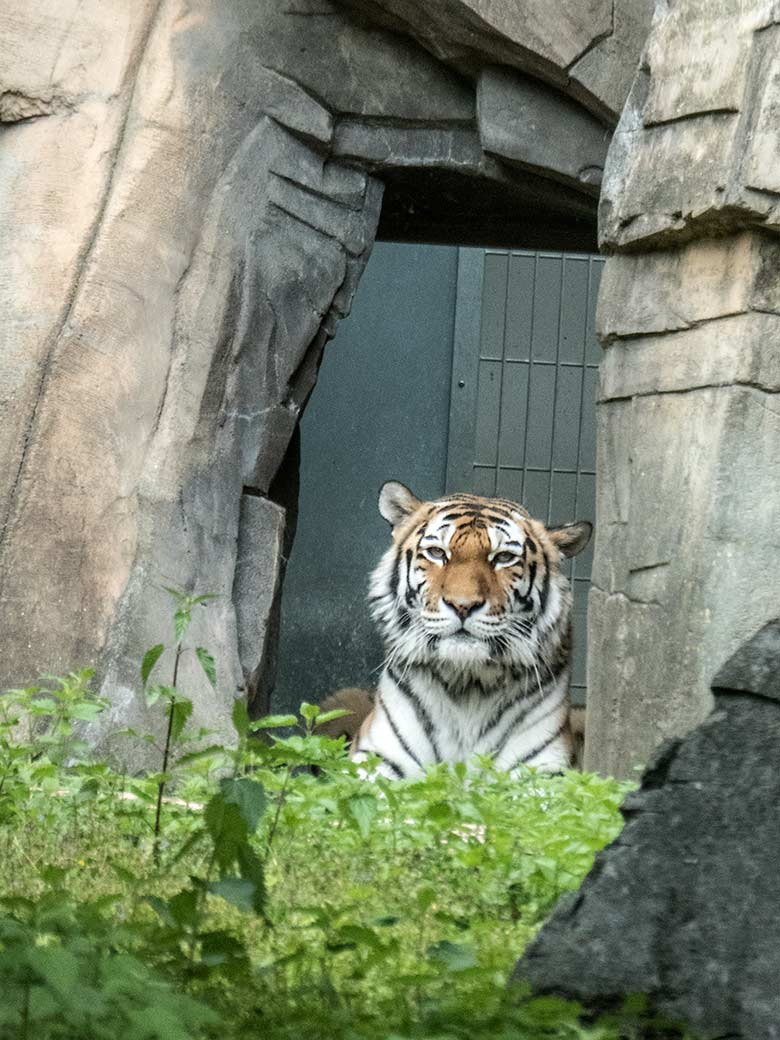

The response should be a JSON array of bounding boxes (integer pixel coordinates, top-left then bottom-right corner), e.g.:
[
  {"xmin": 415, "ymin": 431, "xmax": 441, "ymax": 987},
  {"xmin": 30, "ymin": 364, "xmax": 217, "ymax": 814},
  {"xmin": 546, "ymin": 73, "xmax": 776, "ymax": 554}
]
[
  {"xmin": 152, "ymin": 642, "xmax": 183, "ymax": 867},
  {"xmin": 264, "ymin": 765, "xmax": 292, "ymax": 858},
  {"xmin": 186, "ymin": 842, "xmax": 219, "ymax": 974},
  {"xmin": 20, "ymin": 980, "xmax": 30, "ymax": 1040}
]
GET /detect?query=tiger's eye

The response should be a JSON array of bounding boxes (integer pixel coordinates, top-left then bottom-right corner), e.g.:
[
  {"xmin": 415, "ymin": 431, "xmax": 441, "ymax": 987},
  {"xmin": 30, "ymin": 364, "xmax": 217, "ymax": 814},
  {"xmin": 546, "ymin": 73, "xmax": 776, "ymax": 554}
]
[
  {"xmin": 425, "ymin": 546, "xmax": 447, "ymax": 562},
  {"xmin": 493, "ymin": 551, "xmax": 519, "ymax": 566}
]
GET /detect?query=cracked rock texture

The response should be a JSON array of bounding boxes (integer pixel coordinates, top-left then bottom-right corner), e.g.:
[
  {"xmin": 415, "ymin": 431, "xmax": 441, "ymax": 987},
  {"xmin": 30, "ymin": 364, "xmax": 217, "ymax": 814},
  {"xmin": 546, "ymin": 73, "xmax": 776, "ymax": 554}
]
[
  {"xmin": 585, "ymin": 1, "xmax": 780, "ymax": 776},
  {"xmin": 338, "ymin": 0, "xmax": 653, "ymax": 123},
  {"xmin": 0, "ymin": 0, "xmax": 649, "ymax": 762},
  {"xmin": 519, "ymin": 620, "xmax": 780, "ymax": 1040}
]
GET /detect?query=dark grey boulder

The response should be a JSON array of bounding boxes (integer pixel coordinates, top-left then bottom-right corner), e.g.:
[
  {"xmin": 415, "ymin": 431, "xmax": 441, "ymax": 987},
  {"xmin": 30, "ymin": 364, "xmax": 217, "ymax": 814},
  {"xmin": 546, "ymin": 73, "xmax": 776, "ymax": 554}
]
[{"xmin": 517, "ymin": 619, "xmax": 780, "ymax": 1040}]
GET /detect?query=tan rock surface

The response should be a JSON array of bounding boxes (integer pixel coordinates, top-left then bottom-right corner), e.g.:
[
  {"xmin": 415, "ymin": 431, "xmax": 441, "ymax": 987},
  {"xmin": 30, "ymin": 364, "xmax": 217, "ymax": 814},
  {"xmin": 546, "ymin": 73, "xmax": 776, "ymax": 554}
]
[{"xmin": 587, "ymin": 0, "xmax": 780, "ymax": 776}]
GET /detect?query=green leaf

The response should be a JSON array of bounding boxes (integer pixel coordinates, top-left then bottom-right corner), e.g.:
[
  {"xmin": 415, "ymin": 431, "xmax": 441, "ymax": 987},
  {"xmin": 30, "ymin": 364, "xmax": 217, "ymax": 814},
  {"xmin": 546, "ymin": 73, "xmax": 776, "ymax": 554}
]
[
  {"xmin": 161, "ymin": 584, "xmax": 186, "ymax": 602},
  {"xmin": 146, "ymin": 895, "xmax": 176, "ymax": 928},
  {"xmin": 145, "ymin": 684, "xmax": 175, "ymax": 709},
  {"xmin": 175, "ymin": 745, "xmax": 226, "ymax": 767},
  {"xmin": 236, "ymin": 844, "xmax": 266, "ymax": 914},
  {"xmin": 250, "ymin": 714, "xmax": 298, "ymax": 730},
  {"xmin": 426, "ymin": 800, "xmax": 455, "ymax": 826},
  {"xmin": 39, "ymin": 865, "xmax": 68, "ymax": 887},
  {"xmin": 145, "ymin": 685, "xmax": 161, "ymax": 707},
  {"xmin": 315, "ymin": 708, "xmax": 353, "ymax": 726},
  {"xmin": 204, "ymin": 792, "xmax": 248, "ymax": 868},
  {"xmin": 232, "ymin": 699, "xmax": 250, "ymax": 738},
  {"xmin": 169, "ymin": 698, "xmax": 193, "ymax": 743},
  {"xmin": 110, "ymin": 863, "xmax": 140, "ymax": 885},
  {"xmin": 299, "ymin": 702, "xmax": 319, "ymax": 724},
  {"xmin": 209, "ymin": 877, "xmax": 255, "ymax": 913},
  {"xmin": 26, "ymin": 946, "xmax": 81, "ymax": 997},
  {"xmin": 427, "ymin": 940, "xmax": 477, "ymax": 972},
  {"xmin": 28, "ymin": 697, "xmax": 58, "ymax": 714},
  {"xmin": 67, "ymin": 701, "xmax": 105, "ymax": 722},
  {"xmin": 174, "ymin": 607, "xmax": 192, "ymax": 644},
  {"xmin": 347, "ymin": 793, "xmax": 377, "ymax": 839},
  {"xmin": 220, "ymin": 776, "xmax": 266, "ymax": 833},
  {"xmin": 141, "ymin": 644, "xmax": 165, "ymax": 687},
  {"xmin": 415, "ymin": 885, "xmax": 437, "ymax": 913},
  {"xmin": 200, "ymin": 929, "xmax": 246, "ymax": 968},
  {"xmin": 195, "ymin": 647, "xmax": 216, "ymax": 688},
  {"xmin": 168, "ymin": 828, "xmax": 208, "ymax": 868},
  {"xmin": 167, "ymin": 887, "xmax": 201, "ymax": 928},
  {"xmin": 334, "ymin": 924, "xmax": 382, "ymax": 950}
]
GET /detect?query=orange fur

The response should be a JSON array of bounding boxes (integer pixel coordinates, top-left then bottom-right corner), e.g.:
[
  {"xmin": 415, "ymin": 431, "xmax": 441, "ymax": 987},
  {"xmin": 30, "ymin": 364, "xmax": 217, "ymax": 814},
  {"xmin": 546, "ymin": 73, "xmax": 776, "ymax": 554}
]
[{"xmin": 316, "ymin": 687, "xmax": 375, "ymax": 741}]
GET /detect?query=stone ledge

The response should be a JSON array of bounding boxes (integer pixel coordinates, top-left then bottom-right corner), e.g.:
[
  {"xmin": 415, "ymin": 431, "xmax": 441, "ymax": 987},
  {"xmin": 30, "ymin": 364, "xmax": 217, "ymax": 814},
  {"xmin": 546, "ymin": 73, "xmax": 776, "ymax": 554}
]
[
  {"xmin": 477, "ymin": 66, "xmax": 610, "ymax": 192},
  {"xmin": 597, "ymin": 233, "xmax": 780, "ymax": 342},
  {"xmin": 599, "ymin": 312, "xmax": 780, "ymax": 401}
]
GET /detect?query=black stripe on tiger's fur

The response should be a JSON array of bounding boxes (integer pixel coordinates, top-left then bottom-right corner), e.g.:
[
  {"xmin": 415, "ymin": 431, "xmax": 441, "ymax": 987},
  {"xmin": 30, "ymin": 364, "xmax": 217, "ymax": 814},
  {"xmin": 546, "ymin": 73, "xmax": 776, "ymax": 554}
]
[{"xmin": 347, "ymin": 481, "xmax": 592, "ymax": 779}]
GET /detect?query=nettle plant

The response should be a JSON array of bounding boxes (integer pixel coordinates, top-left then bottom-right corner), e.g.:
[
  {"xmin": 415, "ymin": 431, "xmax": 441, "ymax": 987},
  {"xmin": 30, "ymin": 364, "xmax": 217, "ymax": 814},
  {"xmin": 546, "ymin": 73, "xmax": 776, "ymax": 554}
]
[
  {"xmin": 0, "ymin": 668, "xmax": 108, "ymax": 824},
  {"xmin": 0, "ymin": 589, "xmax": 688, "ymax": 1040},
  {"xmin": 139, "ymin": 588, "xmax": 221, "ymax": 865}
]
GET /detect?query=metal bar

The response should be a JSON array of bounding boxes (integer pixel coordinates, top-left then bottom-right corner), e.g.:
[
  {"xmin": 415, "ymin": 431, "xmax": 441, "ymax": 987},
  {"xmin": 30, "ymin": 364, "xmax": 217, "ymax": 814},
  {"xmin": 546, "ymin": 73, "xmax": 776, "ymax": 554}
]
[
  {"xmin": 493, "ymin": 246, "xmax": 513, "ymax": 495},
  {"xmin": 571, "ymin": 255, "xmax": 596, "ymax": 587},
  {"xmin": 519, "ymin": 253, "xmax": 538, "ymax": 504},
  {"xmin": 445, "ymin": 248, "xmax": 485, "ymax": 491},
  {"xmin": 545, "ymin": 255, "xmax": 565, "ymax": 525}
]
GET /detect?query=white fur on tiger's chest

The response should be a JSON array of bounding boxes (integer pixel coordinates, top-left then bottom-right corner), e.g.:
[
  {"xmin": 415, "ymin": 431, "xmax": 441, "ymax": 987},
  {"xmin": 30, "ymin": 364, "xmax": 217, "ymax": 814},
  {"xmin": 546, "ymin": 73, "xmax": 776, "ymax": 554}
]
[{"xmin": 358, "ymin": 665, "xmax": 572, "ymax": 778}]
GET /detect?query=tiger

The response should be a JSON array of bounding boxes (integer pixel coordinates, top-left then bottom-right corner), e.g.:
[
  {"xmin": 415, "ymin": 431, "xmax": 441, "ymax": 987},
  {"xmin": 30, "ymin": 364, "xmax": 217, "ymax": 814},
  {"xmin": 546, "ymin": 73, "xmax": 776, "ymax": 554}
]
[
  {"xmin": 318, "ymin": 689, "xmax": 587, "ymax": 770},
  {"xmin": 333, "ymin": 481, "xmax": 592, "ymax": 779}
]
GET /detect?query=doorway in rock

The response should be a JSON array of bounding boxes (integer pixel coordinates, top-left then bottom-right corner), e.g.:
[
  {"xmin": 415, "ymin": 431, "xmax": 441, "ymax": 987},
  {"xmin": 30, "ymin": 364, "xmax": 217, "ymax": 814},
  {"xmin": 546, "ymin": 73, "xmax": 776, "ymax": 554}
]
[{"xmin": 272, "ymin": 242, "xmax": 603, "ymax": 715}]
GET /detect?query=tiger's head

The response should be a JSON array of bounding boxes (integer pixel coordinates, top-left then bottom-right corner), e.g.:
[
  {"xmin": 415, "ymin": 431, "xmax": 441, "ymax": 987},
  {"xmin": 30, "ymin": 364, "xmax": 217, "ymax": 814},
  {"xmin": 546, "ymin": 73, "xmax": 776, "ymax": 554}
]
[{"xmin": 369, "ymin": 481, "xmax": 592, "ymax": 680}]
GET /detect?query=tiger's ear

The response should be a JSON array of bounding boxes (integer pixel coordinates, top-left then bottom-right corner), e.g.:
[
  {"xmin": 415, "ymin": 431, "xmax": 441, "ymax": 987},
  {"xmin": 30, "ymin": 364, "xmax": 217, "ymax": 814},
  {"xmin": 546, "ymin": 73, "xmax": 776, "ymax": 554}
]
[
  {"xmin": 378, "ymin": 481, "xmax": 421, "ymax": 527},
  {"xmin": 548, "ymin": 521, "xmax": 593, "ymax": 558}
]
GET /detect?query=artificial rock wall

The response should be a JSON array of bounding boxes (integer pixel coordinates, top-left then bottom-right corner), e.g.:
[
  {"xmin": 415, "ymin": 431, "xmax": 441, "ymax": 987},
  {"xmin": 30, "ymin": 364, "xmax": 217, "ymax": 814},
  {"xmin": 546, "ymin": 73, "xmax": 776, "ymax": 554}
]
[
  {"xmin": 521, "ymin": 620, "xmax": 780, "ymax": 1039},
  {"xmin": 0, "ymin": 0, "xmax": 649, "ymax": 762},
  {"xmin": 584, "ymin": 1, "xmax": 780, "ymax": 776}
]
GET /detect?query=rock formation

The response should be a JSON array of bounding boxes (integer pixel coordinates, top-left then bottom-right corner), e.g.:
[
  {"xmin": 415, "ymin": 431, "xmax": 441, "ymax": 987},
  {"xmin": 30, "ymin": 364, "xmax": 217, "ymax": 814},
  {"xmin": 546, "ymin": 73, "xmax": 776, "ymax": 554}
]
[
  {"xmin": 585, "ymin": 1, "xmax": 780, "ymax": 775},
  {"xmin": 0, "ymin": 0, "xmax": 649, "ymax": 763},
  {"xmin": 519, "ymin": 620, "xmax": 780, "ymax": 1040}
]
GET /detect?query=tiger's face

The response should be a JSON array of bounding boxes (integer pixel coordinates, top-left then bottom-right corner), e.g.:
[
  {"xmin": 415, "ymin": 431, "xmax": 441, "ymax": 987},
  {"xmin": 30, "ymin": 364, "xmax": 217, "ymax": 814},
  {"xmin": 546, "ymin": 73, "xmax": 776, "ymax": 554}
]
[{"xmin": 369, "ymin": 481, "xmax": 592, "ymax": 677}]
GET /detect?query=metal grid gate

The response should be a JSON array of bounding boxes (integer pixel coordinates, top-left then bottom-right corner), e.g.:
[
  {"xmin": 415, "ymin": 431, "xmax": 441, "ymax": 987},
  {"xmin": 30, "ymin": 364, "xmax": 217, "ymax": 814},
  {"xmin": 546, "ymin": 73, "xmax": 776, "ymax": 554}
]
[{"xmin": 446, "ymin": 247, "xmax": 604, "ymax": 702}]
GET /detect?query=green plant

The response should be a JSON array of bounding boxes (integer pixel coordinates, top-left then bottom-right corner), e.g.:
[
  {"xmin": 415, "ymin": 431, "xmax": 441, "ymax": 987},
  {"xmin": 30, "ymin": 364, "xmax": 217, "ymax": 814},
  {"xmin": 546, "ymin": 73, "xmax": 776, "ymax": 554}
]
[
  {"xmin": 0, "ymin": 669, "xmax": 107, "ymax": 823},
  {"xmin": 0, "ymin": 884, "xmax": 219, "ymax": 1040},
  {"xmin": 0, "ymin": 595, "xmax": 691, "ymax": 1040},
  {"xmin": 141, "ymin": 587, "xmax": 219, "ymax": 865}
]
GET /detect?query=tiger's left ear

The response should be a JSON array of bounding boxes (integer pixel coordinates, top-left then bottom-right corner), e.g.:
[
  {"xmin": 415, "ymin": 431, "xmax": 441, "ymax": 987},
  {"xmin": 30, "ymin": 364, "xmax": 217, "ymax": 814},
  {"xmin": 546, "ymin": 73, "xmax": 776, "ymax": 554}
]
[{"xmin": 548, "ymin": 521, "xmax": 593, "ymax": 558}]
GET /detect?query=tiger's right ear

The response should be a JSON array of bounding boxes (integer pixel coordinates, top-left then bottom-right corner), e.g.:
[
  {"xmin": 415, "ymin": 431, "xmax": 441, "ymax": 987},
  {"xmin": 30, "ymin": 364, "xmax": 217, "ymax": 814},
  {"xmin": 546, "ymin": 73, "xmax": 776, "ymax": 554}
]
[{"xmin": 378, "ymin": 481, "xmax": 421, "ymax": 527}]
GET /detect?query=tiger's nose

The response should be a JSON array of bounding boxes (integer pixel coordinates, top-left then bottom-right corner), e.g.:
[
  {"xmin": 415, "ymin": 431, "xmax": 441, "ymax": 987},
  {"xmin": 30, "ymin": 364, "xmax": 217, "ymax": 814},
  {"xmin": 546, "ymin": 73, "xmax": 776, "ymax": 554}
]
[{"xmin": 443, "ymin": 597, "xmax": 484, "ymax": 621}]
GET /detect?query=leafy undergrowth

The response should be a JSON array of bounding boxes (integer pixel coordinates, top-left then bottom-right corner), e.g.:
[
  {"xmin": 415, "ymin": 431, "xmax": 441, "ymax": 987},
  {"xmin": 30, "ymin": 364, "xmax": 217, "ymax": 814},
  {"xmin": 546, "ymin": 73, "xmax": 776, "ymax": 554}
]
[{"xmin": 0, "ymin": 592, "xmax": 681, "ymax": 1040}]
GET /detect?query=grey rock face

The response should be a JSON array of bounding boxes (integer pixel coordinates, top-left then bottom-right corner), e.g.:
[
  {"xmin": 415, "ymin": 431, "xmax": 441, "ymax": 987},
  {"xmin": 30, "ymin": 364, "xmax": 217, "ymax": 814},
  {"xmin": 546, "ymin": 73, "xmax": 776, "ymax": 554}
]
[
  {"xmin": 477, "ymin": 67, "xmax": 611, "ymax": 191},
  {"xmin": 520, "ymin": 621, "xmax": 780, "ymax": 1040},
  {"xmin": 337, "ymin": 0, "xmax": 654, "ymax": 123}
]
